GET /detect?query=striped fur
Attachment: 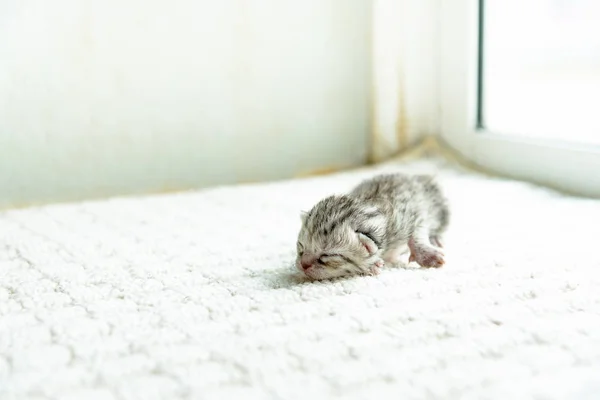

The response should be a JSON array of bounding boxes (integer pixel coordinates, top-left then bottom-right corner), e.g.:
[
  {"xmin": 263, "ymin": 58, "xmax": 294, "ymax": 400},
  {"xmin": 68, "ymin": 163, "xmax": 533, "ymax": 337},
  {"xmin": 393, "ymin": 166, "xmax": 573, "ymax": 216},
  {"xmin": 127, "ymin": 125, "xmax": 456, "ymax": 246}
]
[{"xmin": 296, "ymin": 173, "xmax": 449, "ymax": 280}]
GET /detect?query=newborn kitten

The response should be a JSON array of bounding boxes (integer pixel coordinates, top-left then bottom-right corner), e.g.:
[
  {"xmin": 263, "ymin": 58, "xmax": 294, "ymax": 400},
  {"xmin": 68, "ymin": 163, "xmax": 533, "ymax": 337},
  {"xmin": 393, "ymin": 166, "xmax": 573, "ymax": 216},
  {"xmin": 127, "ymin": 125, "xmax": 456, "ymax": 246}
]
[{"xmin": 295, "ymin": 173, "xmax": 449, "ymax": 280}]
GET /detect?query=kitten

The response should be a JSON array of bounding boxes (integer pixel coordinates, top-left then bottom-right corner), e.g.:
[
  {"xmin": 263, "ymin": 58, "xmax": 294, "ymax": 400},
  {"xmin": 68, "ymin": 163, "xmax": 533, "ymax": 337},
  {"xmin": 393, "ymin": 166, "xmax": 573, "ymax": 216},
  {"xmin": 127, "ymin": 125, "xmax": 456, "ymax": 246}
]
[{"xmin": 296, "ymin": 173, "xmax": 449, "ymax": 280}]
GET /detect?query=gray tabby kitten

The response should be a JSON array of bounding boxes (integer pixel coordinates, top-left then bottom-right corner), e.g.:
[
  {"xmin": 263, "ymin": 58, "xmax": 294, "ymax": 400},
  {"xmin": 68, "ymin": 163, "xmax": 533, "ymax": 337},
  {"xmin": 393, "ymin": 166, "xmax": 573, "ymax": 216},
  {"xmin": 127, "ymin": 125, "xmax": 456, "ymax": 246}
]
[{"xmin": 296, "ymin": 173, "xmax": 449, "ymax": 280}]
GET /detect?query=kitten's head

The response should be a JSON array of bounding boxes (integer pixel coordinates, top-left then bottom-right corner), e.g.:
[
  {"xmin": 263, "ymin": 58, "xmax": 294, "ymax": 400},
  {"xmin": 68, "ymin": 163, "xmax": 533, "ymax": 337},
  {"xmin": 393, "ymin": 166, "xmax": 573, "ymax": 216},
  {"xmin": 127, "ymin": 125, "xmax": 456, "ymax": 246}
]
[{"xmin": 295, "ymin": 195, "xmax": 387, "ymax": 280}]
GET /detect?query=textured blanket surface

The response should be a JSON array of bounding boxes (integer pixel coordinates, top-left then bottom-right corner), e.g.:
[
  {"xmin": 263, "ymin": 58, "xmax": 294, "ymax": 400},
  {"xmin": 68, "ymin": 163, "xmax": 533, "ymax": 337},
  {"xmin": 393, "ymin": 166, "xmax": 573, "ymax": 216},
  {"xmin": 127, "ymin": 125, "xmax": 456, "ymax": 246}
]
[{"xmin": 1, "ymin": 157, "xmax": 600, "ymax": 400}]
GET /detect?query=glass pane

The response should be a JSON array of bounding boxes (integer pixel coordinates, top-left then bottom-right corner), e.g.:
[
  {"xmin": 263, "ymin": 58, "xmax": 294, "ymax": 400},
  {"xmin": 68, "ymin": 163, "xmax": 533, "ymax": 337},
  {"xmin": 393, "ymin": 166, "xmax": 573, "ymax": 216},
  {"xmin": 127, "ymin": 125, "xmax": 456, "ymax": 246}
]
[{"xmin": 481, "ymin": 0, "xmax": 600, "ymax": 145}]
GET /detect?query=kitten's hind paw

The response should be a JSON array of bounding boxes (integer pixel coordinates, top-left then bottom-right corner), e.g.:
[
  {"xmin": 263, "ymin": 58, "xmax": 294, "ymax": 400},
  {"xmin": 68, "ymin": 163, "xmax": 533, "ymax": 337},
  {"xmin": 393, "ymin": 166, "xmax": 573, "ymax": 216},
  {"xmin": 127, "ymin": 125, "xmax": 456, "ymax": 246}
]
[{"xmin": 408, "ymin": 238, "xmax": 445, "ymax": 268}]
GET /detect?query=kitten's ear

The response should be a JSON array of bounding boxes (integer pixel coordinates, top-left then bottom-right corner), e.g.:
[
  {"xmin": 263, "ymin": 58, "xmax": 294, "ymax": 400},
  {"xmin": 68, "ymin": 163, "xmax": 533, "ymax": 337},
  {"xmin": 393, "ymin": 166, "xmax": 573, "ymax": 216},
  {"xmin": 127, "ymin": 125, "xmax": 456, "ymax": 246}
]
[
  {"xmin": 357, "ymin": 232, "xmax": 378, "ymax": 255},
  {"xmin": 300, "ymin": 211, "xmax": 308, "ymax": 224}
]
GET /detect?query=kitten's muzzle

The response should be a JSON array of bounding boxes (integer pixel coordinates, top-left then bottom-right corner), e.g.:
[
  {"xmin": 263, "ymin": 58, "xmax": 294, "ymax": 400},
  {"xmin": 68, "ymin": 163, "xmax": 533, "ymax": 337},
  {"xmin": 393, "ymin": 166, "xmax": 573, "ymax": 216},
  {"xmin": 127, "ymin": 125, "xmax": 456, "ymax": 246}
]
[{"xmin": 300, "ymin": 254, "xmax": 318, "ymax": 271}]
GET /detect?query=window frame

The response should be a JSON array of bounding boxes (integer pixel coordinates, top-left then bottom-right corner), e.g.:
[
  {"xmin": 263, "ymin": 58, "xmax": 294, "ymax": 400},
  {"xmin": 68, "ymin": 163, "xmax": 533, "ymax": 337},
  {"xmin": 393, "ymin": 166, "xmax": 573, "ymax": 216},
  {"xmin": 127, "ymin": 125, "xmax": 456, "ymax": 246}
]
[{"xmin": 439, "ymin": 0, "xmax": 600, "ymax": 198}]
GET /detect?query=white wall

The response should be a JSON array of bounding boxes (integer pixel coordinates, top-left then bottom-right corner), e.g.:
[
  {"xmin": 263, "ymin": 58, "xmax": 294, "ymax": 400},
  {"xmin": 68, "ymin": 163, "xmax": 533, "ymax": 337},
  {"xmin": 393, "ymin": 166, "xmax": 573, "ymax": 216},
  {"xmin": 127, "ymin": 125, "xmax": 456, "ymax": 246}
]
[
  {"xmin": 0, "ymin": 0, "xmax": 371, "ymax": 208},
  {"xmin": 370, "ymin": 0, "xmax": 441, "ymax": 160}
]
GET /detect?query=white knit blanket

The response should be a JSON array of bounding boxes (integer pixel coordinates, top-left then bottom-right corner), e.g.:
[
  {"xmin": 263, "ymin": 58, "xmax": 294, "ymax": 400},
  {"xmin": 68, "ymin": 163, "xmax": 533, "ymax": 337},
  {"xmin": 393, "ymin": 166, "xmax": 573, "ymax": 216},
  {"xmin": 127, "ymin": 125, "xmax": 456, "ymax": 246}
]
[{"xmin": 2, "ymin": 157, "xmax": 600, "ymax": 400}]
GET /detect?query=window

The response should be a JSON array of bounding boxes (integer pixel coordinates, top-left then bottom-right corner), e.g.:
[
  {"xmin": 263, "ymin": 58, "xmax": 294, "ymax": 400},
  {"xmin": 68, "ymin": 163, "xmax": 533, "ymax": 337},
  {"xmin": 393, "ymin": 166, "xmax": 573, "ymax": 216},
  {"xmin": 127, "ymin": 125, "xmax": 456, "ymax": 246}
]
[
  {"xmin": 481, "ymin": 0, "xmax": 600, "ymax": 145},
  {"xmin": 440, "ymin": 0, "xmax": 600, "ymax": 197}
]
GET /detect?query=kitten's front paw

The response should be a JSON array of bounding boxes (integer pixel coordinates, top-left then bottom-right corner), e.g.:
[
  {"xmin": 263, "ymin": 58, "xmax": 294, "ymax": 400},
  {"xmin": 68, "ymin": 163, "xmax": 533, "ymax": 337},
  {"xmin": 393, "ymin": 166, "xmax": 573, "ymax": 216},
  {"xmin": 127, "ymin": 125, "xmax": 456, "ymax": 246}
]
[
  {"xmin": 409, "ymin": 247, "xmax": 445, "ymax": 268},
  {"xmin": 368, "ymin": 259, "xmax": 385, "ymax": 275}
]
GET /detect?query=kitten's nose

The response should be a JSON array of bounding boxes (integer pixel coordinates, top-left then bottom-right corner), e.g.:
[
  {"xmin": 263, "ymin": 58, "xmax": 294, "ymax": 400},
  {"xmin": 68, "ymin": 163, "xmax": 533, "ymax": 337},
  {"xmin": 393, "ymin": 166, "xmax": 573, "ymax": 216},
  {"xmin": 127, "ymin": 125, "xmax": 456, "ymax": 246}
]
[{"xmin": 300, "ymin": 254, "xmax": 316, "ymax": 270}]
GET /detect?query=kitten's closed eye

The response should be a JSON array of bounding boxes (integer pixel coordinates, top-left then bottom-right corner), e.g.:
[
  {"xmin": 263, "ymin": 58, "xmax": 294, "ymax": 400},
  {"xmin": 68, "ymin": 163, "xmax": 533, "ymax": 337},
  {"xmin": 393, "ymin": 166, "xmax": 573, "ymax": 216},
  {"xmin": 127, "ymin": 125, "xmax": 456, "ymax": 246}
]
[{"xmin": 319, "ymin": 254, "xmax": 343, "ymax": 264}]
